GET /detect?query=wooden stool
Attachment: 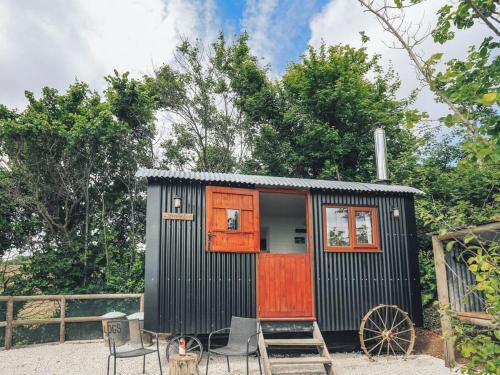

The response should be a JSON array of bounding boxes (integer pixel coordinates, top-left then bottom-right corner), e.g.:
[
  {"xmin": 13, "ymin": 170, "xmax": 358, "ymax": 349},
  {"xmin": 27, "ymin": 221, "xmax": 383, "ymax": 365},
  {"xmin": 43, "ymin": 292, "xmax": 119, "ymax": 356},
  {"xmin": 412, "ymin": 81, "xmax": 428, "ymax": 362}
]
[{"xmin": 169, "ymin": 353, "xmax": 199, "ymax": 375}]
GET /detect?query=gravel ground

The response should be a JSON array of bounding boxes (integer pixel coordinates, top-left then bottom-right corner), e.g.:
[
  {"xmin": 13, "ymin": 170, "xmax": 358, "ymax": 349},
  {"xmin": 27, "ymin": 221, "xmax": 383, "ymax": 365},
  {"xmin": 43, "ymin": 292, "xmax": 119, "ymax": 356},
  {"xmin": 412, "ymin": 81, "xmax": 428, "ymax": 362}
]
[{"xmin": 0, "ymin": 341, "xmax": 456, "ymax": 375}]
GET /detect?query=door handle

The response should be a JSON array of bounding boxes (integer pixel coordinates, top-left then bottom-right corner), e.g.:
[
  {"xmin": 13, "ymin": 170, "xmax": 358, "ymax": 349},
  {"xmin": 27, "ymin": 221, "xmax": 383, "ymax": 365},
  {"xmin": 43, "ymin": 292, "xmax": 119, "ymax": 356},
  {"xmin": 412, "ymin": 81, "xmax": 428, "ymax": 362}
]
[{"xmin": 208, "ymin": 231, "xmax": 216, "ymax": 250}]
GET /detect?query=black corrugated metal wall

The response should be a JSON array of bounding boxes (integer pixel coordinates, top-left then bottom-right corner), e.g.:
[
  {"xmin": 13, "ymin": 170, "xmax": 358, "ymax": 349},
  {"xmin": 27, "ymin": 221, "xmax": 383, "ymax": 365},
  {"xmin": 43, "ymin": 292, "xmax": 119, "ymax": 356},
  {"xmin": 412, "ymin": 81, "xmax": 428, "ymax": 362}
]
[
  {"xmin": 144, "ymin": 180, "xmax": 256, "ymax": 334},
  {"xmin": 144, "ymin": 179, "xmax": 422, "ymax": 334},
  {"xmin": 311, "ymin": 191, "xmax": 422, "ymax": 331},
  {"xmin": 445, "ymin": 247, "xmax": 484, "ymax": 312}
]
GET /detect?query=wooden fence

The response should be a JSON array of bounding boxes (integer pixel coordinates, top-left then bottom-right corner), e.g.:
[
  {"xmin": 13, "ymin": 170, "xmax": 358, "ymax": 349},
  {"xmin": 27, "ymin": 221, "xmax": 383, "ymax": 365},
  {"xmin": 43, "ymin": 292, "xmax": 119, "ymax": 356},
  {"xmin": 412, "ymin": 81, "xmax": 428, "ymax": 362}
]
[
  {"xmin": 0, "ymin": 293, "xmax": 144, "ymax": 350},
  {"xmin": 432, "ymin": 222, "xmax": 499, "ymax": 368}
]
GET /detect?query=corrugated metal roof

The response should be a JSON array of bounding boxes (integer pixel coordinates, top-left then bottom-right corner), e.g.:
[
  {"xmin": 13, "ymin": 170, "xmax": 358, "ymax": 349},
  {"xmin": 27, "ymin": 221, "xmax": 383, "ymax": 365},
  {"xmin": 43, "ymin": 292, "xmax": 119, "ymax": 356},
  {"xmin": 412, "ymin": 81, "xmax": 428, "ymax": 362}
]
[{"xmin": 136, "ymin": 168, "xmax": 424, "ymax": 195}]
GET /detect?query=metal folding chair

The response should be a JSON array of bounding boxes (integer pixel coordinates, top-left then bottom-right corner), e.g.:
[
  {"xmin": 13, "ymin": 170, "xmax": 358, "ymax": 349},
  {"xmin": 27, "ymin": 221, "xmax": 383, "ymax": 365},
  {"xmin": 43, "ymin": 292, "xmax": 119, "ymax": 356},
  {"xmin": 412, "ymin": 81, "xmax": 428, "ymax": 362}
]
[
  {"xmin": 206, "ymin": 316, "xmax": 262, "ymax": 375},
  {"xmin": 106, "ymin": 320, "xmax": 162, "ymax": 375}
]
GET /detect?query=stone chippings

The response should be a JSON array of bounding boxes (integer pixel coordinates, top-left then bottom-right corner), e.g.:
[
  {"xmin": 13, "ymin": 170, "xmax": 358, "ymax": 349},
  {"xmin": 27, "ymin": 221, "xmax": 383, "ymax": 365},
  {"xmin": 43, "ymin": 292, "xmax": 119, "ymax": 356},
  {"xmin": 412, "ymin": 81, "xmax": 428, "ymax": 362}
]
[{"xmin": 0, "ymin": 341, "xmax": 452, "ymax": 374}]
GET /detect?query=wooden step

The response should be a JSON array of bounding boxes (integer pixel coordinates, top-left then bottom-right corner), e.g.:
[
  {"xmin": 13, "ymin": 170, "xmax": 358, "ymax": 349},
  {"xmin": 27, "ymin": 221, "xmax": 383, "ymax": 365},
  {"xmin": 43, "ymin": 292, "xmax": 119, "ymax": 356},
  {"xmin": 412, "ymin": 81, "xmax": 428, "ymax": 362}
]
[
  {"xmin": 269, "ymin": 357, "xmax": 332, "ymax": 366},
  {"xmin": 261, "ymin": 321, "xmax": 313, "ymax": 333},
  {"xmin": 265, "ymin": 338, "xmax": 324, "ymax": 347},
  {"xmin": 258, "ymin": 321, "xmax": 335, "ymax": 375}
]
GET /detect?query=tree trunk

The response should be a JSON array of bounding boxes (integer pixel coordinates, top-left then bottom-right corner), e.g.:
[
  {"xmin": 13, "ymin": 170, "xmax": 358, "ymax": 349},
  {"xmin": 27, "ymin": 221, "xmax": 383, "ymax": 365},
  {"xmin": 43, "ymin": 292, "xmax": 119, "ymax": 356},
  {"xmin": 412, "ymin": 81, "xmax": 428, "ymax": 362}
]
[{"xmin": 169, "ymin": 353, "xmax": 199, "ymax": 375}]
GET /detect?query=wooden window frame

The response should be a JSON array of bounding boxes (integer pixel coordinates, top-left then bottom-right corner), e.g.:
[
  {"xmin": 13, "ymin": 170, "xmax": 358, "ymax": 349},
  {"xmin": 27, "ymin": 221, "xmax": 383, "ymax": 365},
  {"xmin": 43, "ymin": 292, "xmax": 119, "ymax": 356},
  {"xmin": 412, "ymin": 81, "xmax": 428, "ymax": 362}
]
[{"xmin": 322, "ymin": 205, "xmax": 381, "ymax": 253}]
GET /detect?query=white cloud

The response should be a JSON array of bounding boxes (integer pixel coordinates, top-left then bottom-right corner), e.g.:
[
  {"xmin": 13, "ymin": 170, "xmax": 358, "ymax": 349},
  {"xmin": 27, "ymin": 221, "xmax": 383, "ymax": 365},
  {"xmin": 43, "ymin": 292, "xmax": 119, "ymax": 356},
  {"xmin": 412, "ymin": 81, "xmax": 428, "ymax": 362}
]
[
  {"xmin": 242, "ymin": 0, "xmax": 279, "ymax": 66},
  {"xmin": 201, "ymin": 0, "xmax": 219, "ymax": 43},
  {"xmin": 241, "ymin": 0, "xmax": 321, "ymax": 73},
  {"xmin": 0, "ymin": 0, "xmax": 214, "ymax": 110},
  {"xmin": 308, "ymin": 0, "xmax": 493, "ymax": 121},
  {"xmin": 1, "ymin": 0, "xmax": 493, "ymax": 124}
]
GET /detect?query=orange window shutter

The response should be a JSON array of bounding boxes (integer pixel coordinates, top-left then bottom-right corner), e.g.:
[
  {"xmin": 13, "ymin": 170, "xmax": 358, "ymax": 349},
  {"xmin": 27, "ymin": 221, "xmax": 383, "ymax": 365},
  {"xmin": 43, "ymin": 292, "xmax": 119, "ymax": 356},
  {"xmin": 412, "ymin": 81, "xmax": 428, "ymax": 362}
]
[{"xmin": 205, "ymin": 186, "xmax": 260, "ymax": 252}]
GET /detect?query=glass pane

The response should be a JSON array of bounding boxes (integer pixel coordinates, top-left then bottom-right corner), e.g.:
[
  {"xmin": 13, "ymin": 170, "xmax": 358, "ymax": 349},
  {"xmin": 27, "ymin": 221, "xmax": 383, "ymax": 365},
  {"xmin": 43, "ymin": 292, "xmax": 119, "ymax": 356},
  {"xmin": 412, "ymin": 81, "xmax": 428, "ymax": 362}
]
[
  {"xmin": 355, "ymin": 211, "xmax": 373, "ymax": 244},
  {"xmin": 326, "ymin": 207, "xmax": 350, "ymax": 246},
  {"xmin": 227, "ymin": 209, "xmax": 239, "ymax": 230}
]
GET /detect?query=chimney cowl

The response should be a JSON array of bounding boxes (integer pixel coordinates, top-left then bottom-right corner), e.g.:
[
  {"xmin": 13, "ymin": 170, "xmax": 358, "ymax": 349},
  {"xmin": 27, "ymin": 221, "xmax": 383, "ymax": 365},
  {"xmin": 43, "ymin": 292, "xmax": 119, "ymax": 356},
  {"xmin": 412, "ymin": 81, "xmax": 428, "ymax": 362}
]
[{"xmin": 374, "ymin": 127, "xmax": 390, "ymax": 184}]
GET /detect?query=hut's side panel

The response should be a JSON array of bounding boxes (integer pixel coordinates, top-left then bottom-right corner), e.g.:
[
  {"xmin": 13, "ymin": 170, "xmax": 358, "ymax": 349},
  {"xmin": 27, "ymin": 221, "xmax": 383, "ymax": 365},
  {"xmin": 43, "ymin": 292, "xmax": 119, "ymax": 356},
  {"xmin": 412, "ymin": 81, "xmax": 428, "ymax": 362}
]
[
  {"xmin": 144, "ymin": 179, "xmax": 256, "ymax": 334},
  {"xmin": 144, "ymin": 181, "xmax": 162, "ymax": 332},
  {"xmin": 311, "ymin": 192, "xmax": 423, "ymax": 331},
  {"xmin": 445, "ymin": 248, "xmax": 484, "ymax": 313}
]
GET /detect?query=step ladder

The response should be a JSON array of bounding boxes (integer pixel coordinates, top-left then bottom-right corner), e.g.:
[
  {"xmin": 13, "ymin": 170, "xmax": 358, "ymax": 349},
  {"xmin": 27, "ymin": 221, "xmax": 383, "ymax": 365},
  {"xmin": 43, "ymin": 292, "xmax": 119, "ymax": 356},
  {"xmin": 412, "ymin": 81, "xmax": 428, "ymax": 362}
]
[{"xmin": 257, "ymin": 321, "xmax": 335, "ymax": 375}]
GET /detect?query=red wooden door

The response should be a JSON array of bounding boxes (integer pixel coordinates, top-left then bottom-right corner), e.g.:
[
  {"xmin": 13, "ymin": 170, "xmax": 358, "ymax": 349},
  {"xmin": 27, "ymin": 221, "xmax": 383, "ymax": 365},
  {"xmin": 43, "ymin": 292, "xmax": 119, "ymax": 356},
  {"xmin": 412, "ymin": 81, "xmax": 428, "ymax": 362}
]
[
  {"xmin": 205, "ymin": 186, "xmax": 260, "ymax": 252},
  {"xmin": 258, "ymin": 253, "xmax": 313, "ymax": 318}
]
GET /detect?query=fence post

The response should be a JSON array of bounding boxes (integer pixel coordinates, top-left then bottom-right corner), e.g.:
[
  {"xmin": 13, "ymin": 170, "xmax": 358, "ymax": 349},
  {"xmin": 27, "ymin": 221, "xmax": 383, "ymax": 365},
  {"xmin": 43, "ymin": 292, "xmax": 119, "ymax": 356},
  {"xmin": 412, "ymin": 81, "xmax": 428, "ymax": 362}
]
[
  {"xmin": 5, "ymin": 296, "xmax": 13, "ymax": 350},
  {"xmin": 432, "ymin": 235, "xmax": 456, "ymax": 368},
  {"xmin": 59, "ymin": 296, "xmax": 66, "ymax": 344},
  {"xmin": 139, "ymin": 293, "xmax": 144, "ymax": 312}
]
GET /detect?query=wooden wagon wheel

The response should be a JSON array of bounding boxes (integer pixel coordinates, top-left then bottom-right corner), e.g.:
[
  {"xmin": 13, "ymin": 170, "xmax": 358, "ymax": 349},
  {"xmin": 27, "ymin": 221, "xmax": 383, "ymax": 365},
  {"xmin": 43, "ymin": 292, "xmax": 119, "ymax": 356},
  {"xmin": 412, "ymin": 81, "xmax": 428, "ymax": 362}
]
[
  {"xmin": 166, "ymin": 335, "xmax": 204, "ymax": 364},
  {"xmin": 359, "ymin": 304, "xmax": 415, "ymax": 360}
]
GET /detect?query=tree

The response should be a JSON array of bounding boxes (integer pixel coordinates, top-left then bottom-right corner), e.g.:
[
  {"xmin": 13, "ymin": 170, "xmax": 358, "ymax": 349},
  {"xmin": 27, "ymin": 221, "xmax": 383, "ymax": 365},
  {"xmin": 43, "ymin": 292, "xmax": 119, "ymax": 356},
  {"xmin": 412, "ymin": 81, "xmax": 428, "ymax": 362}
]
[
  {"xmin": 0, "ymin": 72, "xmax": 156, "ymax": 294},
  {"xmin": 356, "ymin": 2, "xmax": 499, "ymax": 372},
  {"xmin": 432, "ymin": 37, "xmax": 499, "ymax": 163},
  {"xmin": 148, "ymin": 33, "xmax": 270, "ymax": 172},
  {"xmin": 431, "ymin": 0, "xmax": 499, "ymax": 41},
  {"xmin": 357, "ymin": 0, "xmax": 499, "ymax": 163},
  {"xmin": 252, "ymin": 43, "xmax": 419, "ymax": 181},
  {"xmin": 405, "ymin": 134, "xmax": 499, "ymax": 232}
]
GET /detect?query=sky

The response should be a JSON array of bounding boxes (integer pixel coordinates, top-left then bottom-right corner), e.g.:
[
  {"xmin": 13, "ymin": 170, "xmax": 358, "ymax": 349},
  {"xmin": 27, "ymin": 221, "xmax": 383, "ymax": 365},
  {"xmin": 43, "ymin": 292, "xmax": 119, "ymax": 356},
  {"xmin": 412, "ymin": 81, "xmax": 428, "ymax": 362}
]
[{"xmin": 0, "ymin": 0, "xmax": 493, "ymax": 122}]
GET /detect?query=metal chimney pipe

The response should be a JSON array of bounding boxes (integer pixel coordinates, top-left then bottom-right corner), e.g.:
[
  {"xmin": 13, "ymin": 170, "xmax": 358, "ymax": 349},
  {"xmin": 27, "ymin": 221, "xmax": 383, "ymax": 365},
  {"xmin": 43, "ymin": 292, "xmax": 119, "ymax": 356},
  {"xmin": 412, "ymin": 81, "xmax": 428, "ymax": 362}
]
[{"xmin": 374, "ymin": 127, "xmax": 389, "ymax": 183}]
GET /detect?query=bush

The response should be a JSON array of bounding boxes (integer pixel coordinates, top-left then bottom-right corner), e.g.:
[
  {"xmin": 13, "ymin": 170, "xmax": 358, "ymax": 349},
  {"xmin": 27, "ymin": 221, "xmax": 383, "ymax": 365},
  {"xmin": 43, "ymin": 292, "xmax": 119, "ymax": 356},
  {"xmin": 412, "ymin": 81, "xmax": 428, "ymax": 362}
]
[
  {"xmin": 449, "ymin": 236, "xmax": 500, "ymax": 374},
  {"xmin": 419, "ymin": 250, "xmax": 437, "ymax": 308},
  {"xmin": 423, "ymin": 304, "xmax": 441, "ymax": 330}
]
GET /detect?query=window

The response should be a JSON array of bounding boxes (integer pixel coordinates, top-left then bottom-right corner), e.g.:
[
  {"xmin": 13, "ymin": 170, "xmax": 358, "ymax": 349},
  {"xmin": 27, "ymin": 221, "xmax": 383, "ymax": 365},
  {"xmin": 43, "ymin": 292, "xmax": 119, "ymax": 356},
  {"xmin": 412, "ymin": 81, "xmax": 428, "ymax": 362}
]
[
  {"xmin": 325, "ymin": 207, "xmax": 350, "ymax": 247},
  {"xmin": 355, "ymin": 210, "xmax": 373, "ymax": 244},
  {"xmin": 227, "ymin": 209, "xmax": 240, "ymax": 230},
  {"xmin": 323, "ymin": 205, "xmax": 380, "ymax": 252}
]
